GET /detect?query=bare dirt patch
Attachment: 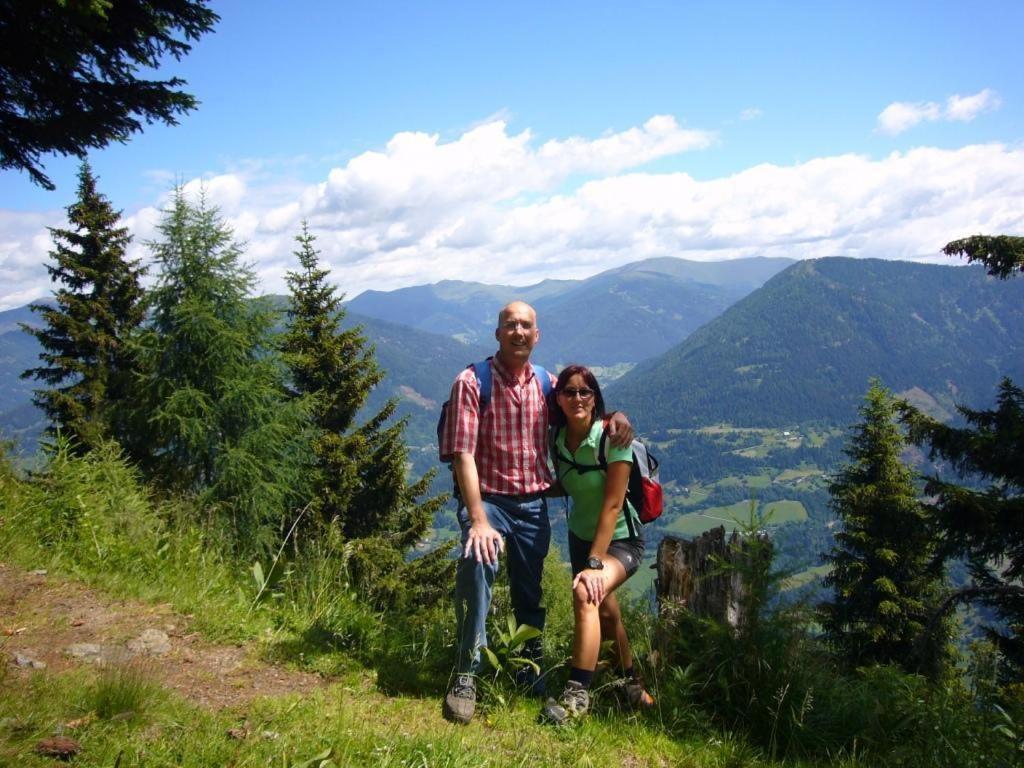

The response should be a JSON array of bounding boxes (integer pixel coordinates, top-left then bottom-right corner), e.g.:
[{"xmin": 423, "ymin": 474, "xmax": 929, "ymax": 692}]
[{"xmin": 0, "ymin": 562, "xmax": 327, "ymax": 709}]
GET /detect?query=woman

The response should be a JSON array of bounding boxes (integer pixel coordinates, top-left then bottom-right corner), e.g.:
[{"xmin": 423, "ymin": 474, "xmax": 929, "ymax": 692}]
[{"xmin": 541, "ymin": 364, "xmax": 655, "ymax": 725}]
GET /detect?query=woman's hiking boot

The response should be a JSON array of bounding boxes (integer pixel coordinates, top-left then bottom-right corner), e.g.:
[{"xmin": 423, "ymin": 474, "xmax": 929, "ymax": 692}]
[
  {"xmin": 443, "ymin": 674, "xmax": 477, "ymax": 724},
  {"xmin": 611, "ymin": 676, "xmax": 655, "ymax": 711},
  {"xmin": 539, "ymin": 680, "xmax": 590, "ymax": 726}
]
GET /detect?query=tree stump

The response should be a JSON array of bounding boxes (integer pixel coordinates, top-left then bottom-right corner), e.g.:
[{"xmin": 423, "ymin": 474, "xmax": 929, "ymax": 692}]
[{"xmin": 654, "ymin": 526, "xmax": 771, "ymax": 651}]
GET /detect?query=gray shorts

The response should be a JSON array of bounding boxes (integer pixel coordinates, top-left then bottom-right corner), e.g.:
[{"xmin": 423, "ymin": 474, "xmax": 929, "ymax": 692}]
[{"xmin": 568, "ymin": 530, "xmax": 645, "ymax": 578}]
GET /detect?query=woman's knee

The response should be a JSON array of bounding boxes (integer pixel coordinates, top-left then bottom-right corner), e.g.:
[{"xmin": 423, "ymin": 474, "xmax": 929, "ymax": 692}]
[{"xmin": 572, "ymin": 582, "xmax": 598, "ymax": 613}]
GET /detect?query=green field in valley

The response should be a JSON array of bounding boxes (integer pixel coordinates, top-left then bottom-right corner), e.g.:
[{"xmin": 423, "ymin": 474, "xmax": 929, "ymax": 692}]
[{"xmin": 665, "ymin": 499, "xmax": 808, "ymax": 538}]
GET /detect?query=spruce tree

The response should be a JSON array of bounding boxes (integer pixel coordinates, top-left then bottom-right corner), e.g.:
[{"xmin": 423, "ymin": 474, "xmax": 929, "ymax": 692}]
[
  {"xmin": 281, "ymin": 223, "xmax": 448, "ymax": 607},
  {"xmin": 901, "ymin": 380, "xmax": 1024, "ymax": 679},
  {"xmin": 21, "ymin": 161, "xmax": 145, "ymax": 453},
  {"xmin": 1, "ymin": 1, "xmax": 219, "ymax": 190},
  {"xmin": 896, "ymin": 233, "xmax": 1024, "ymax": 681},
  {"xmin": 135, "ymin": 189, "xmax": 308, "ymax": 552},
  {"xmin": 943, "ymin": 235, "xmax": 1024, "ymax": 279},
  {"xmin": 822, "ymin": 380, "xmax": 948, "ymax": 677}
]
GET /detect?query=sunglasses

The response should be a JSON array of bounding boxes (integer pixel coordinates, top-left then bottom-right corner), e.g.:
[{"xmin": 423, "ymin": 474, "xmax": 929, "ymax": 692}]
[{"xmin": 560, "ymin": 387, "xmax": 595, "ymax": 400}]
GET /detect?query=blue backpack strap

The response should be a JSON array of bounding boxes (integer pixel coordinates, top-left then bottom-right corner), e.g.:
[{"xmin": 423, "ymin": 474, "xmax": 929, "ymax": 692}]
[
  {"xmin": 532, "ymin": 364, "xmax": 552, "ymax": 398},
  {"xmin": 470, "ymin": 358, "xmax": 493, "ymax": 411}
]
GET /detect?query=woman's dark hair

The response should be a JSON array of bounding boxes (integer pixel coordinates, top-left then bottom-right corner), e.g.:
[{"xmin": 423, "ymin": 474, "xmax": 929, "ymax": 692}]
[{"xmin": 551, "ymin": 364, "xmax": 606, "ymax": 428}]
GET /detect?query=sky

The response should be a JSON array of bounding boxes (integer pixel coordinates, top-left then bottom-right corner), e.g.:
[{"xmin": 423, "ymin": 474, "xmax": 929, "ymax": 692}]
[{"xmin": 2, "ymin": 0, "xmax": 1023, "ymax": 311}]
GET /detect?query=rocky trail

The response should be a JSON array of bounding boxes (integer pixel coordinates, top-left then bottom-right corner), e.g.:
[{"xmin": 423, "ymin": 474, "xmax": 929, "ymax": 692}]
[{"xmin": 0, "ymin": 563, "xmax": 328, "ymax": 710}]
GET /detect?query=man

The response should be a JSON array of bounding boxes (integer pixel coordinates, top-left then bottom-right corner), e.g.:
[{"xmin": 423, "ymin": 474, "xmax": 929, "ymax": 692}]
[{"xmin": 440, "ymin": 300, "xmax": 632, "ymax": 724}]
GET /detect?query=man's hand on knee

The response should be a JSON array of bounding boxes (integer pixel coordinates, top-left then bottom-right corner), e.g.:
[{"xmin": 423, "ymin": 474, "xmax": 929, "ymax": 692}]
[{"xmin": 464, "ymin": 520, "xmax": 504, "ymax": 564}]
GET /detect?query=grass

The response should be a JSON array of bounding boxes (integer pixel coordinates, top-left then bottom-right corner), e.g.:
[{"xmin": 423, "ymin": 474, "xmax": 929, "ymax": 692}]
[
  {"xmin": 87, "ymin": 661, "xmax": 163, "ymax": 721},
  {"xmin": 665, "ymin": 500, "xmax": 808, "ymax": 538},
  {"xmin": 670, "ymin": 482, "xmax": 711, "ymax": 508},
  {"xmin": 775, "ymin": 466, "xmax": 824, "ymax": 483},
  {"xmin": 1, "ymin": 663, "xmax": 811, "ymax": 768},
  {"xmin": 4, "ymin": 442, "xmax": 1017, "ymax": 768},
  {"xmin": 782, "ymin": 565, "xmax": 832, "ymax": 591}
]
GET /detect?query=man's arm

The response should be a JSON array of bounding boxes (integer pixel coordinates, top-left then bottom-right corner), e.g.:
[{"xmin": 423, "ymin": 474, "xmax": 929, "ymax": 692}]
[
  {"xmin": 453, "ymin": 452, "xmax": 504, "ymax": 565},
  {"xmin": 605, "ymin": 410, "xmax": 634, "ymax": 448}
]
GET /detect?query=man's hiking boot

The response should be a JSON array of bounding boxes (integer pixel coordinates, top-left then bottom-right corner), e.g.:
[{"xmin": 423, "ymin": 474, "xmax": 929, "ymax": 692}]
[
  {"xmin": 539, "ymin": 680, "xmax": 590, "ymax": 726},
  {"xmin": 443, "ymin": 674, "xmax": 477, "ymax": 724},
  {"xmin": 514, "ymin": 637, "xmax": 546, "ymax": 697},
  {"xmin": 514, "ymin": 664, "xmax": 546, "ymax": 697}
]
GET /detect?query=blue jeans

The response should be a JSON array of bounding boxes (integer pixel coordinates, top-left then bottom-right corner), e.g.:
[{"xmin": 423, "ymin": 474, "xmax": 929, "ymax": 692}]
[{"xmin": 453, "ymin": 493, "xmax": 550, "ymax": 674}]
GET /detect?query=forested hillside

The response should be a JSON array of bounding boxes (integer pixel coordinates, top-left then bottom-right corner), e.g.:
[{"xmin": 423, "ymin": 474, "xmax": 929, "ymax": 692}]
[{"xmin": 611, "ymin": 258, "xmax": 1024, "ymax": 429}]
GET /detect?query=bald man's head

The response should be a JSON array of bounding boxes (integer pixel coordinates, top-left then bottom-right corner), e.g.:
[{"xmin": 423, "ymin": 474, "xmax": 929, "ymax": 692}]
[{"xmin": 495, "ymin": 301, "xmax": 540, "ymax": 369}]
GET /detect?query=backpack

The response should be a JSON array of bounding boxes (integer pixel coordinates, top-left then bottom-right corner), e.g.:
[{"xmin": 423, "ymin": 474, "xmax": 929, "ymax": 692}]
[
  {"xmin": 437, "ymin": 357, "xmax": 552, "ymax": 464},
  {"xmin": 553, "ymin": 424, "xmax": 663, "ymax": 538}
]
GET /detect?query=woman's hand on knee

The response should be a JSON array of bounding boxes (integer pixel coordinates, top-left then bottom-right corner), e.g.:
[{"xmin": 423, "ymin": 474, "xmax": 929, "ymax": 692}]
[{"xmin": 573, "ymin": 569, "xmax": 606, "ymax": 605}]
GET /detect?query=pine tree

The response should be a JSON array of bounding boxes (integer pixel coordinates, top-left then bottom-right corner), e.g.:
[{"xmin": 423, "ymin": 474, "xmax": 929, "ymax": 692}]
[
  {"xmin": 822, "ymin": 380, "xmax": 948, "ymax": 677},
  {"xmin": 135, "ymin": 189, "xmax": 308, "ymax": 552},
  {"xmin": 900, "ymin": 379, "xmax": 1024, "ymax": 679},
  {"xmin": 281, "ymin": 223, "xmax": 448, "ymax": 607},
  {"xmin": 897, "ymin": 233, "xmax": 1024, "ymax": 681},
  {"xmin": 1, "ymin": 1, "xmax": 219, "ymax": 190},
  {"xmin": 21, "ymin": 161, "xmax": 145, "ymax": 453},
  {"xmin": 943, "ymin": 235, "xmax": 1024, "ymax": 279}
]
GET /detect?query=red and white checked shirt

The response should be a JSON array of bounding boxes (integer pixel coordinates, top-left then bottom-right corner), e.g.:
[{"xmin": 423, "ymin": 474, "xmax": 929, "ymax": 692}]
[{"xmin": 440, "ymin": 356, "xmax": 556, "ymax": 496}]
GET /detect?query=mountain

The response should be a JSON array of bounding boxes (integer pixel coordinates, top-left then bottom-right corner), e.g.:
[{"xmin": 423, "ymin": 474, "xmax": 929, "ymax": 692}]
[
  {"xmin": 0, "ymin": 305, "xmax": 46, "ymax": 450},
  {"xmin": 343, "ymin": 311, "xmax": 491, "ymax": 446},
  {"xmin": 0, "ymin": 301, "xmax": 491, "ymax": 458},
  {"xmin": 346, "ymin": 256, "xmax": 794, "ymax": 365},
  {"xmin": 610, "ymin": 257, "xmax": 1024, "ymax": 430}
]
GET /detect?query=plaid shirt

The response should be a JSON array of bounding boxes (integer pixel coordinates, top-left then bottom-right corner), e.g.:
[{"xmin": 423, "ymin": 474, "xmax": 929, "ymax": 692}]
[{"xmin": 441, "ymin": 356, "xmax": 555, "ymax": 496}]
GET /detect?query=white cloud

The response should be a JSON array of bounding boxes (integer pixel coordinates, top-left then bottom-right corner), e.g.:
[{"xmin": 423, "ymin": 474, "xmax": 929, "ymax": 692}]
[
  {"xmin": 876, "ymin": 100, "xmax": 942, "ymax": 135},
  {"xmin": 2, "ymin": 116, "xmax": 1024, "ymax": 312},
  {"xmin": 945, "ymin": 88, "xmax": 1002, "ymax": 122},
  {"xmin": 740, "ymin": 107, "xmax": 763, "ymax": 121},
  {"xmin": 877, "ymin": 88, "xmax": 1001, "ymax": 135}
]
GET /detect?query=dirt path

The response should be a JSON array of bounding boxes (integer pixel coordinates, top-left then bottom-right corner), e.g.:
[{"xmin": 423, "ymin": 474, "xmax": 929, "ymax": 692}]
[{"xmin": 0, "ymin": 562, "xmax": 329, "ymax": 710}]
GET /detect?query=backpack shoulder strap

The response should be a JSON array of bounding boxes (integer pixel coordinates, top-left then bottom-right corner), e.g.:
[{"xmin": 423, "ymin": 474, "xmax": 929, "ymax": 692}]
[
  {"xmin": 470, "ymin": 358, "xmax": 493, "ymax": 410},
  {"xmin": 532, "ymin": 364, "xmax": 553, "ymax": 398},
  {"xmin": 597, "ymin": 426, "xmax": 609, "ymax": 469}
]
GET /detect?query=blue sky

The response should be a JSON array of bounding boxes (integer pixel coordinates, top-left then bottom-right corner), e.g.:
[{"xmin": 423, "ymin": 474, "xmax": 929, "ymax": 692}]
[{"xmin": 2, "ymin": 0, "xmax": 1023, "ymax": 309}]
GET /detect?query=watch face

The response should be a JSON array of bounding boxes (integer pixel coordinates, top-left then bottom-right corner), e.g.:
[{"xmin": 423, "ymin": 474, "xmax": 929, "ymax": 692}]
[{"xmin": 587, "ymin": 556, "xmax": 604, "ymax": 570}]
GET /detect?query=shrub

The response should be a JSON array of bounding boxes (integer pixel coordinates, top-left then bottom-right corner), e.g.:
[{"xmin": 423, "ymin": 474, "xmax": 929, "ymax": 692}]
[
  {"xmin": 657, "ymin": 515, "xmax": 1018, "ymax": 765},
  {"xmin": 24, "ymin": 437, "xmax": 163, "ymax": 575}
]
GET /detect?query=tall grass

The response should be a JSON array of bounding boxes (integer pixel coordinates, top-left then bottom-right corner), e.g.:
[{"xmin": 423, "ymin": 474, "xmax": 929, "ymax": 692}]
[{"xmin": 86, "ymin": 661, "xmax": 162, "ymax": 721}]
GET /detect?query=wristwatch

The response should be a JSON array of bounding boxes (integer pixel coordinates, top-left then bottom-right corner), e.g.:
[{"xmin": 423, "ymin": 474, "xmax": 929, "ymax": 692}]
[{"xmin": 586, "ymin": 555, "xmax": 604, "ymax": 570}]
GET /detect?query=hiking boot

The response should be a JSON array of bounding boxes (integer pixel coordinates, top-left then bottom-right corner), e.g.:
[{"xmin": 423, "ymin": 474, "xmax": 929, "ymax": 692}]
[
  {"xmin": 443, "ymin": 674, "xmax": 477, "ymax": 724},
  {"xmin": 539, "ymin": 680, "xmax": 590, "ymax": 726},
  {"xmin": 611, "ymin": 676, "xmax": 655, "ymax": 711},
  {"xmin": 514, "ymin": 638, "xmax": 546, "ymax": 697},
  {"xmin": 622, "ymin": 678, "xmax": 655, "ymax": 710},
  {"xmin": 514, "ymin": 664, "xmax": 546, "ymax": 697}
]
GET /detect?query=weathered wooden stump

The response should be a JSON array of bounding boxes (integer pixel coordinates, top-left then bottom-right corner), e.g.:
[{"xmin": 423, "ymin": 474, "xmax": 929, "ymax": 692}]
[{"xmin": 654, "ymin": 526, "xmax": 772, "ymax": 652}]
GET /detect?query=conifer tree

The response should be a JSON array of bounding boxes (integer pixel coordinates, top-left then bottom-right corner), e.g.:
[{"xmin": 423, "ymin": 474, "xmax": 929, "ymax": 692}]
[
  {"xmin": 943, "ymin": 234, "xmax": 1024, "ymax": 279},
  {"xmin": 901, "ymin": 382, "xmax": 1024, "ymax": 678},
  {"xmin": 135, "ymin": 189, "xmax": 308, "ymax": 552},
  {"xmin": 21, "ymin": 161, "xmax": 145, "ymax": 453},
  {"xmin": 281, "ymin": 223, "xmax": 448, "ymax": 607},
  {"xmin": 822, "ymin": 380, "xmax": 948, "ymax": 677},
  {"xmin": 897, "ymin": 234, "xmax": 1024, "ymax": 680}
]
